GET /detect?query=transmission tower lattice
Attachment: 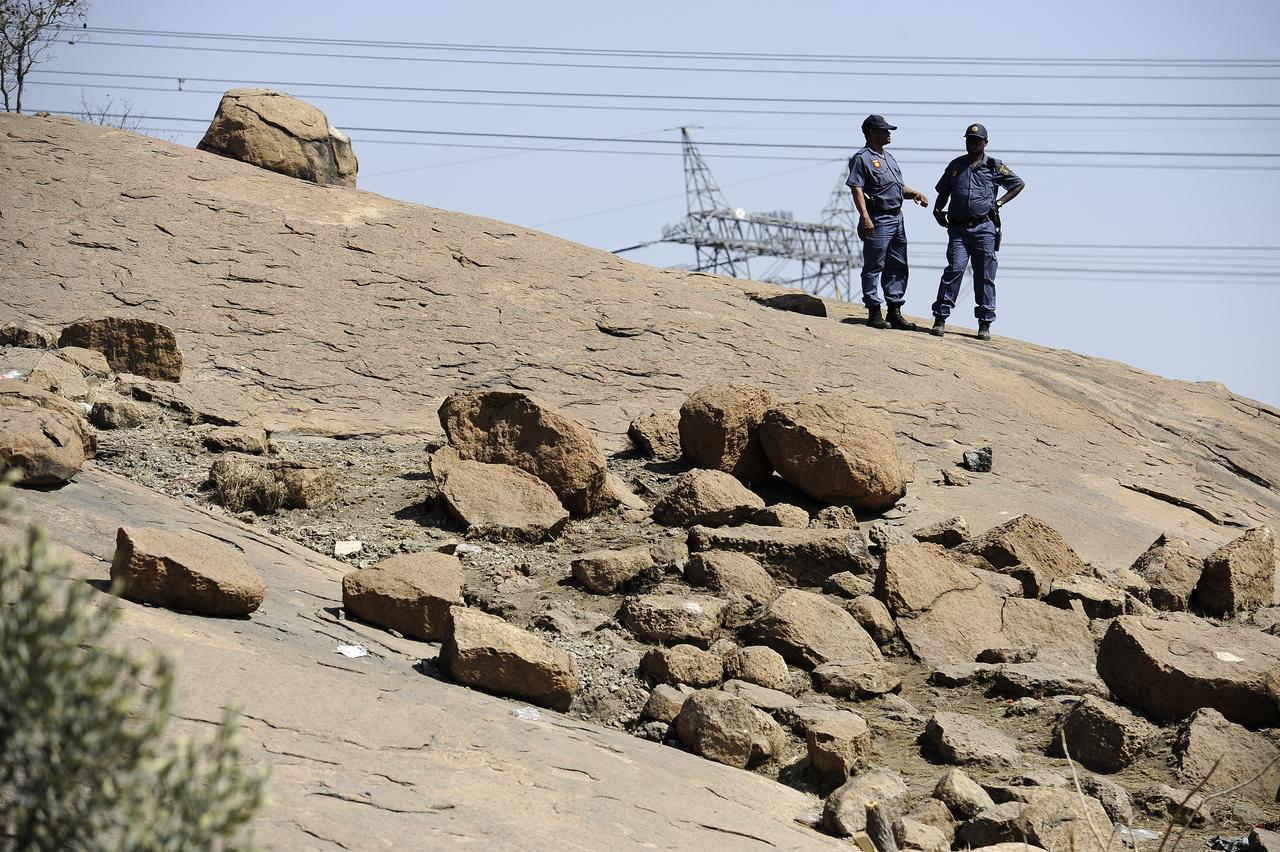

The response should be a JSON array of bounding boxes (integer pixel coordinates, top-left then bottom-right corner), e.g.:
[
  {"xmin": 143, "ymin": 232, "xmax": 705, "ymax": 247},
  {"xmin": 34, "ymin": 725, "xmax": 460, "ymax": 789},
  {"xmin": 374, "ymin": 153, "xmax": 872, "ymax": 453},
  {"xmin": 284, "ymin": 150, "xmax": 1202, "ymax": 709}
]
[{"xmin": 659, "ymin": 129, "xmax": 862, "ymax": 300}]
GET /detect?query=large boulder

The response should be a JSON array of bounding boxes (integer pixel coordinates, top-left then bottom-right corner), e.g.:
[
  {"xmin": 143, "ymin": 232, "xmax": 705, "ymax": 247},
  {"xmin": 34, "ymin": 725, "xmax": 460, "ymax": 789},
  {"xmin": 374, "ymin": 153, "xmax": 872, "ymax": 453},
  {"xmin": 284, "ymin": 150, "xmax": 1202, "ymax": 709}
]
[
  {"xmin": 621, "ymin": 593, "xmax": 727, "ymax": 647},
  {"xmin": 438, "ymin": 390, "xmax": 611, "ymax": 516},
  {"xmin": 1193, "ymin": 526, "xmax": 1277, "ymax": 616},
  {"xmin": 341, "ymin": 553, "xmax": 464, "ymax": 642},
  {"xmin": 674, "ymin": 690, "xmax": 783, "ymax": 769},
  {"xmin": 1052, "ymin": 695, "xmax": 1157, "ymax": 772},
  {"xmin": 0, "ymin": 319, "xmax": 56, "ymax": 348},
  {"xmin": 934, "ymin": 767, "xmax": 995, "ymax": 819},
  {"xmin": 957, "ymin": 790, "xmax": 1113, "ymax": 852},
  {"xmin": 639, "ymin": 644, "xmax": 723, "ymax": 688},
  {"xmin": 652, "ymin": 468, "xmax": 764, "ymax": 527},
  {"xmin": 571, "ymin": 546, "xmax": 653, "ymax": 594},
  {"xmin": 743, "ymin": 589, "xmax": 883, "ymax": 669},
  {"xmin": 804, "ymin": 709, "xmax": 873, "ymax": 786},
  {"xmin": 1097, "ymin": 616, "xmax": 1280, "ymax": 727},
  {"xmin": 1132, "ymin": 534, "xmax": 1203, "ymax": 611},
  {"xmin": 758, "ymin": 396, "xmax": 906, "ymax": 510},
  {"xmin": 678, "ymin": 384, "xmax": 775, "ymax": 484},
  {"xmin": 110, "ymin": 526, "xmax": 265, "ymax": 617},
  {"xmin": 0, "ymin": 387, "xmax": 88, "ymax": 484},
  {"xmin": 1174, "ymin": 707, "xmax": 1280, "ymax": 806},
  {"xmin": 685, "ymin": 551, "xmax": 778, "ymax": 613},
  {"xmin": 58, "ymin": 317, "xmax": 183, "ymax": 382},
  {"xmin": 436, "ymin": 456, "xmax": 568, "ymax": 542},
  {"xmin": 811, "ymin": 659, "xmax": 901, "ymax": 698},
  {"xmin": 628, "ymin": 410, "xmax": 682, "ymax": 460},
  {"xmin": 722, "ymin": 646, "xmax": 790, "ymax": 691},
  {"xmin": 687, "ymin": 524, "xmax": 874, "ymax": 587},
  {"xmin": 822, "ymin": 767, "xmax": 909, "ymax": 837},
  {"xmin": 440, "ymin": 607, "xmax": 579, "ymax": 711},
  {"xmin": 197, "ymin": 88, "xmax": 357, "ymax": 187},
  {"xmin": 876, "ymin": 542, "xmax": 980, "ymax": 617},
  {"xmin": 25, "ymin": 352, "xmax": 89, "ymax": 400},
  {"xmin": 959, "ymin": 515, "xmax": 1087, "ymax": 597},
  {"xmin": 922, "ymin": 712, "xmax": 1022, "ymax": 768}
]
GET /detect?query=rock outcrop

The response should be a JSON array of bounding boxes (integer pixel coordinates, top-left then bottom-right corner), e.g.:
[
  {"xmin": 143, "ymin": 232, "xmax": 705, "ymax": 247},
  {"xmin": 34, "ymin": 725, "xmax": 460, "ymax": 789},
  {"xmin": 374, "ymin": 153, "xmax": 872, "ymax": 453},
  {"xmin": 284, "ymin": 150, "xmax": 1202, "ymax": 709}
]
[
  {"xmin": 678, "ymin": 384, "xmax": 775, "ymax": 484},
  {"xmin": 58, "ymin": 316, "xmax": 183, "ymax": 382}
]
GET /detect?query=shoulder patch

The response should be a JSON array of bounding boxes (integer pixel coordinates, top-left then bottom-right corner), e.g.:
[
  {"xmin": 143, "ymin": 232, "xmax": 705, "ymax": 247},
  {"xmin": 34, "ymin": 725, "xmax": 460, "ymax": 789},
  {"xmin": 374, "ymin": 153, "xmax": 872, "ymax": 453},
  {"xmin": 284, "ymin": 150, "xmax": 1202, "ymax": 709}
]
[{"xmin": 999, "ymin": 164, "xmax": 1009, "ymax": 175}]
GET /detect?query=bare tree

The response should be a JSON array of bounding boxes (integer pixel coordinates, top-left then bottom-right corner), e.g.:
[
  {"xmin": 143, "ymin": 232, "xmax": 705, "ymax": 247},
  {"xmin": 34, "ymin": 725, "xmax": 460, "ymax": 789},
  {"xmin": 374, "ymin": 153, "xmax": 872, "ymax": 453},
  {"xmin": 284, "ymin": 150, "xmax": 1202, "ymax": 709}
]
[
  {"xmin": 1, "ymin": 0, "xmax": 89, "ymax": 114},
  {"xmin": 75, "ymin": 93, "xmax": 143, "ymax": 131}
]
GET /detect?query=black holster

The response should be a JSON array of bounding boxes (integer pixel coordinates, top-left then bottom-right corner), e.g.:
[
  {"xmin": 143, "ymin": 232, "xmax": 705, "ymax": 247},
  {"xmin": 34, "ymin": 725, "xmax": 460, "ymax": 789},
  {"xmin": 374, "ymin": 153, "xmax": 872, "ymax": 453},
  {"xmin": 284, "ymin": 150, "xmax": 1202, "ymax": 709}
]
[{"xmin": 990, "ymin": 206, "xmax": 1003, "ymax": 252}]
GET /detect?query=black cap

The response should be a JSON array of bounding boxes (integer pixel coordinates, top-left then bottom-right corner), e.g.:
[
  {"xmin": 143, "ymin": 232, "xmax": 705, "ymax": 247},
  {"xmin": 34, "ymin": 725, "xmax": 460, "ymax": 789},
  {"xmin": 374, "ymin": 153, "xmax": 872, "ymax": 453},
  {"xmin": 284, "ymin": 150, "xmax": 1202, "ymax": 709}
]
[
  {"xmin": 964, "ymin": 123, "xmax": 989, "ymax": 140},
  {"xmin": 862, "ymin": 114, "xmax": 897, "ymax": 132}
]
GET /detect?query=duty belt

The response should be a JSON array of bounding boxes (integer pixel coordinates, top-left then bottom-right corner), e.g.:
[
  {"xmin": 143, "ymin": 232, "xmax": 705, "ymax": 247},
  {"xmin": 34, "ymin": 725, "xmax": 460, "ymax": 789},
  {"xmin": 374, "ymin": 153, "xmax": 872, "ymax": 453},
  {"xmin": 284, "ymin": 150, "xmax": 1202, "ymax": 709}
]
[{"xmin": 868, "ymin": 201, "xmax": 902, "ymax": 216}]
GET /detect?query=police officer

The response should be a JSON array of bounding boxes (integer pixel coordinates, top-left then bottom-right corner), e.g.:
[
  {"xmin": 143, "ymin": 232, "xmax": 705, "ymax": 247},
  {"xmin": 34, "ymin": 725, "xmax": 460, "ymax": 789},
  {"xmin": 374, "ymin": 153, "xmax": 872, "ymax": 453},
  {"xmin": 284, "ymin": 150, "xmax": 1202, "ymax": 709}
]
[
  {"xmin": 930, "ymin": 123, "xmax": 1025, "ymax": 340},
  {"xmin": 846, "ymin": 114, "xmax": 930, "ymax": 330}
]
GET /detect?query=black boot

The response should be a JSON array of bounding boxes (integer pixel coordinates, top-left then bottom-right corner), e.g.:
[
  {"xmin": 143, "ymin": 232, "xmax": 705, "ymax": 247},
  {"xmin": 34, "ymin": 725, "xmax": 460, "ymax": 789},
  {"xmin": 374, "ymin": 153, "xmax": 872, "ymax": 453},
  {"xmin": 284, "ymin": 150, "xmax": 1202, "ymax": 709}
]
[
  {"xmin": 930, "ymin": 318, "xmax": 946, "ymax": 337},
  {"xmin": 886, "ymin": 304, "xmax": 918, "ymax": 331},
  {"xmin": 866, "ymin": 305, "xmax": 889, "ymax": 329},
  {"xmin": 977, "ymin": 321, "xmax": 992, "ymax": 341}
]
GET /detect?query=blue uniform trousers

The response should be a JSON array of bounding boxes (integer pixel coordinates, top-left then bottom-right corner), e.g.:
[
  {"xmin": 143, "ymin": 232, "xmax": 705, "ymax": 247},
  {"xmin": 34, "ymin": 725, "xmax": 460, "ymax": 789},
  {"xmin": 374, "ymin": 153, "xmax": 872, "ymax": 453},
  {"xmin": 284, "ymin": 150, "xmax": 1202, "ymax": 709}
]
[
  {"xmin": 860, "ymin": 213, "xmax": 908, "ymax": 309},
  {"xmin": 932, "ymin": 219, "xmax": 998, "ymax": 323}
]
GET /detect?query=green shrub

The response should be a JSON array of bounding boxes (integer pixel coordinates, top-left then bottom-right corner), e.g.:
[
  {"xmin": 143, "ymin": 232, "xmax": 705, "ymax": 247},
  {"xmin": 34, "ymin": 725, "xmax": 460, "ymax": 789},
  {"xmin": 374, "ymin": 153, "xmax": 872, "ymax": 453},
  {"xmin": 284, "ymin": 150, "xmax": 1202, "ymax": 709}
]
[{"xmin": 0, "ymin": 477, "xmax": 267, "ymax": 849}]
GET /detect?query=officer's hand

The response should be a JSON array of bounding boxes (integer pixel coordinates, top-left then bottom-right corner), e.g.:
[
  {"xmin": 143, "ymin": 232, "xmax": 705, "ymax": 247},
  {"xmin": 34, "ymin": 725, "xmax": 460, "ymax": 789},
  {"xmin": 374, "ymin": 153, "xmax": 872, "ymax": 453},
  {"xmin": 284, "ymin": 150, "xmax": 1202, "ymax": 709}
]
[
  {"xmin": 858, "ymin": 216, "xmax": 874, "ymax": 238},
  {"xmin": 914, "ymin": 193, "xmax": 930, "ymax": 209},
  {"xmin": 933, "ymin": 209, "xmax": 948, "ymax": 227}
]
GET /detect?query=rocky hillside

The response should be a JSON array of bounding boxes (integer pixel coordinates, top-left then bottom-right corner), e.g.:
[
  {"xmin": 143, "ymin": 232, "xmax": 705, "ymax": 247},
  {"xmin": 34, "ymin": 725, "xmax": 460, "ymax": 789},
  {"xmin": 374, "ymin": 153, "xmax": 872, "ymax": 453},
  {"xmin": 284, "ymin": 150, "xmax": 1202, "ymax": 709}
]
[{"xmin": 2, "ymin": 112, "xmax": 1278, "ymax": 849}]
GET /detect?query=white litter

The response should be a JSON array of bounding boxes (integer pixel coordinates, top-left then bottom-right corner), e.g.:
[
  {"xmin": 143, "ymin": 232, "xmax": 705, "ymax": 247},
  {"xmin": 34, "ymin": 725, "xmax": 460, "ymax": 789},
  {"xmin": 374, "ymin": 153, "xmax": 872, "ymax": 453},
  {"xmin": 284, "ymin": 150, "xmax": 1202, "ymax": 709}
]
[
  {"xmin": 335, "ymin": 644, "xmax": 368, "ymax": 659},
  {"xmin": 2, "ymin": 369, "xmax": 24, "ymax": 380},
  {"xmin": 454, "ymin": 543, "xmax": 483, "ymax": 556},
  {"xmin": 683, "ymin": 602, "xmax": 704, "ymax": 614},
  {"xmin": 1213, "ymin": 650, "xmax": 1244, "ymax": 663},
  {"xmin": 333, "ymin": 539, "xmax": 363, "ymax": 557},
  {"xmin": 513, "ymin": 707, "xmax": 541, "ymax": 721},
  {"xmin": 1115, "ymin": 825, "xmax": 1160, "ymax": 842},
  {"xmin": 77, "ymin": 402, "xmax": 93, "ymax": 413}
]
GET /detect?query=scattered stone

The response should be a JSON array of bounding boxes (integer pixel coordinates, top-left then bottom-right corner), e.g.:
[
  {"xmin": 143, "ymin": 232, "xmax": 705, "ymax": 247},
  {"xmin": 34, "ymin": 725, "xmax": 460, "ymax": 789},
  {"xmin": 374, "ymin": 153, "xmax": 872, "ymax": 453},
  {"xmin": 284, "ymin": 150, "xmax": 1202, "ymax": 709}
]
[
  {"xmin": 867, "ymin": 522, "xmax": 913, "ymax": 555},
  {"xmin": 990, "ymin": 662, "xmax": 1108, "ymax": 699},
  {"xmin": 876, "ymin": 542, "xmax": 981, "ymax": 617},
  {"xmin": 0, "ymin": 319, "xmax": 56, "ymax": 348},
  {"xmin": 743, "ymin": 589, "xmax": 883, "ymax": 669},
  {"xmin": 928, "ymin": 663, "xmax": 997, "ymax": 688},
  {"xmin": 913, "ymin": 516, "xmax": 971, "ymax": 547},
  {"xmin": 824, "ymin": 571, "xmax": 873, "ymax": 599},
  {"xmin": 1079, "ymin": 775, "xmax": 1134, "ymax": 826},
  {"xmin": 748, "ymin": 503, "xmax": 809, "ymax": 528},
  {"xmin": 997, "ymin": 598, "xmax": 1097, "ymax": 668},
  {"xmin": 810, "ymin": 505, "xmax": 860, "ymax": 530},
  {"xmin": 0, "ymin": 387, "xmax": 88, "ymax": 484},
  {"xmin": 572, "ymin": 546, "xmax": 653, "ymax": 594},
  {"xmin": 893, "ymin": 817, "xmax": 949, "ymax": 852},
  {"xmin": 846, "ymin": 595, "xmax": 896, "ymax": 645},
  {"xmin": 922, "ymin": 711, "xmax": 1022, "ymax": 768},
  {"xmin": 723, "ymin": 645, "xmax": 790, "ymax": 691},
  {"xmin": 110, "ymin": 526, "xmax": 265, "ymax": 617},
  {"xmin": 678, "ymin": 383, "xmax": 775, "ymax": 484},
  {"xmin": 441, "ymin": 607, "xmax": 579, "ymax": 711},
  {"xmin": 688, "ymin": 523, "xmax": 874, "ymax": 587},
  {"xmin": 89, "ymin": 397, "xmax": 145, "ymax": 430},
  {"xmin": 934, "ymin": 767, "xmax": 995, "ymax": 819},
  {"xmin": 1019, "ymin": 790, "xmax": 1114, "ymax": 852},
  {"xmin": 1097, "ymin": 615, "xmax": 1280, "ymax": 726},
  {"xmin": 953, "ymin": 802, "xmax": 1026, "ymax": 848},
  {"xmin": 941, "ymin": 468, "xmax": 969, "ymax": 486},
  {"xmin": 439, "ymin": 390, "xmax": 611, "ymax": 516},
  {"xmin": 639, "ymin": 644, "xmax": 723, "ymax": 688},
  {"xmin": 652, "ymin": 468, "xmax": 764, "ymax": 527},
  {"xmin": 720, "ymin": 679, "xmax": 798, "ymax": 712},
  {"xmin": 203, "ymin": 425, "xmax": 268, "ymax": 455},
  {"xmin": 812, "ymin": 659, "xmax": 901, "ymax": 698},
  {"xmin": 439, "ymin": 457, "xmax": 569, "ymax": 542},
  {"xmin": 683, "ymin": 550, "xmax": 777, "ymax": 618},
  {"xmin": 641, "ymin": 683, "xmax": 693, "ymax": 723},
  {"xmin": 54, "ymin": 346, "xmax": 111, "ymax": 379},
  {"xmin": 620, "ymin": 593, "xmax": 727, "ymax": 647},
  {"xmin": 674, "ymin": 689, "xmax": 783, "ymax": 769},
  {"xmin": 1138, "ymin": 784, "xmax": 1207, "ymax": 827},
  {"xmin": 1052, "ymin": 695, "xmax": 1157, "ymax": 772},
  {"xmin": 959, "ymin": 514, "xmax": 1087, "ymax": 598},
  {"xmin": 648, "ymin": 535, "xmax": 689, "ymax": 571},
  {"xmin": 1174, "ymin": 707, "xmax": 1280, "ymax": 806},
  {"xmin": 1045, "ymin": 574, "xmax": 1127, "ymax": 618},
  {"xmin": 751, "ymin": 291, "xmax": 826, "ymax": 317},
  {"xmin": 758, "ymin": 396, "xmax": 906, "ymax": 510},
  {"xmin": 903, "ymin": 800, "xmax": 957, "ymax": 846},
  {"xmin": 1193, "ymin": 526, "xmax": 1277, "ymax": 616},
  {"xmin": 822, "ymin": 767, "xmax": 909, "ymax": 837},
  {"xmin": 26, "ymin": 352, "xmax": 88, "ymax": 400},
  {"xmin": 341, "ymin": 553, "xmax": 463, "ymax": 641},
  {"xmin": 805, "ymin": 709, "xmax": 872, "ymax": 785},
  {"xmin": 197, "ymin": 88, "xmax": 357, "ymax": 186},
  {"xmin": 962, "ymin": 446, "xmax": 993, "ymax": 472},
  {"xmin": 976, "ymin": 646, "xmax": 1037, "ymax": 664},
  {"xmin": 627, "ymin": 410, "xmax": 682, "ymax": 460},
  {"xmin": 1004, "ymin": 697, "xmax": 1043, "ymax": 717},
  {"xmin": 58, "ymin": 317, "xmax": 183, "ymax": 381},
  {"xmin": 1132, "ymin": 534, "xmax": 1203, "ymax": 611},
  {"xmin": 272, "ymin": 459, "xmax": 337, "ymax": 509}
]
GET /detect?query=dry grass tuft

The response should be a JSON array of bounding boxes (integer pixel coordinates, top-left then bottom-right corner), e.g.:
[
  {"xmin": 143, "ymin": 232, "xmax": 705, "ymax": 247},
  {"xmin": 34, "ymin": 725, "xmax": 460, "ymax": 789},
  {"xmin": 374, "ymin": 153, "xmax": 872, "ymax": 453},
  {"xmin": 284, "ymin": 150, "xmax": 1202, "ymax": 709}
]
[{"xmin": 210, "ymin": 456, "xmax": 284, "ymax": 514}]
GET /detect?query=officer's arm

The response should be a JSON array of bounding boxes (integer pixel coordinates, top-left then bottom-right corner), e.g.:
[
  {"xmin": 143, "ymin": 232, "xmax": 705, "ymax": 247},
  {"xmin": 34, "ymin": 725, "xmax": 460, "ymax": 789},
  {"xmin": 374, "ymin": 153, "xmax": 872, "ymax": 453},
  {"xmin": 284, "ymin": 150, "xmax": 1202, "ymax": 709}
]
[
  {"xmin": 994, "ymin": 162, "xmax": 1025, "ymax": 208},
  {"xmin": 851, "ymin": 187, "xmax": 874, "ymax": 233},
  {"xmin": 996, "ymin": 183, "xmax": 1024, "ymax": 208},
  {"xmin": 933, "ymin": 176, "xmax": 951, "ymax": 226},
  {"xmin": 902, "ymin": 185, "xmax": 929, "ymax": 208}
]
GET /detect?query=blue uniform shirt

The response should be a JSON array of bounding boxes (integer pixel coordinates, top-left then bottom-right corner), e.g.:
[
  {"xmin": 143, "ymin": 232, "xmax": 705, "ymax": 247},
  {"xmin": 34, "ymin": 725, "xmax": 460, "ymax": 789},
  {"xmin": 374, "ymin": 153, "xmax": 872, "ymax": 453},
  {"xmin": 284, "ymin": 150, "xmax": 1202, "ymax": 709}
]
[
  {"xmin": 936, "ymin": 155, "xmax": 1023, "ymax": 220},
  {"xmin": 846, "ymin": 146, "xmax": 904, "ymax": 215}
]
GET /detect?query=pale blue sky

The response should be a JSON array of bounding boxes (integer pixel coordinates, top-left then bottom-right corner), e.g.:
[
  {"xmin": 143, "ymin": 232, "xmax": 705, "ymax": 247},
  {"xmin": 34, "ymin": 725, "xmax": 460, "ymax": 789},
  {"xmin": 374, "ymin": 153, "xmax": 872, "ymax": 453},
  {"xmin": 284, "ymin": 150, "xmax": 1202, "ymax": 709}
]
[{"xmin": 23, "ymin": 0, "xmax": 1280, "ymax": 405}]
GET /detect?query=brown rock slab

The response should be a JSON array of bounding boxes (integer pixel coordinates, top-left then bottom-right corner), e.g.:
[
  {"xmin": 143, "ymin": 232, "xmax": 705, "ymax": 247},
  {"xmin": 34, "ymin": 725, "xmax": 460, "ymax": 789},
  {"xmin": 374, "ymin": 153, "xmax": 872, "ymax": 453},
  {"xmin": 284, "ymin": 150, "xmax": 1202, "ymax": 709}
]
[
  {"xmin": 1052, "ymin": 695, "xmax": 1157, "ymax": 772},
  {"xmin": 684, "ymin": 550, "xmax": 777, "ymax": 612},
  {"xmin": 959, "ymin": 514, "xmax": 1087, "ymax": 597},
  {"xmin": 688, "ymin": 524, "xmax": 874, "ymax": 588},
  {"xmin": 846, "ymin": 594, "xmax": 896, "ymax": 645},
  {"xmin": 652, "ymin": 468, "xmax": 764, "ymax": 527},
  {"xmin": 812, "ymin": 659, "xmax": 901, "ymax": 698},
  {"xmin": 675, "ymin": 689, "xmax": 783, "ymax": 769},
  {"xmin": 991, "ymin": 663, "xmax": 1109, "ymax": 699},
  {"xmin": 1174, "ymin": 707, "xmax": 1280, "ymax": 806},
  {"xmin": 1193, "ymin": 525, "xmax": 1277, "ymax": 616},
  {"xmin": 198, "ymin": 88, "xmax": 357, "ymax": 187},
  {"xmin": 628, "ymin": 410, "xmax": 681, "ymax": 460},
  {"xmin": 824, "ymin": 571, "xmax": 873, "ymax": 598},
  {"xmin": 89, "ymin": 397, "xmax": 144, "ymax": 430},
  {"xmin": 440, "ymin": 607, "xmax": 579, "ymax": 711},
  {"xmin": 893, "ymin": 817, "xmax": 949, "ymax": 852},
  {"xmin": 822, "ymin": 767, "xmax": 909, "ymax": 837},
  {"xmin": 805, "ymin": 709, "xmax": 872, "ymax": 786},
  {"xmin": 640, "ymin": 683, "xmax": 692, "ymax": 723},
  {"xmin": 923, "ymin": 711, "xmax": 1022, "ymax": 768},
  {"xmin": 678, "ymin": 383, "xmax": 775, "ymax": 484},
  {"xmin": 59, "ymin": 316, "xmax": 183, "ymax": 382},
  {"xmin": 110, "ymin": 526, "xmax": 265, "ymax": 616},
  {"xmin": 934, "ymin": 767, "xmax": 995, "ymax": 819},
  {"xmin": 997, "ymin": 597, "xmax": 1097, "ymax": 669},
  {"xmin": 572, "ymin": 546, "xmax": 652, "ymax": 594},
  {"xmin": 758, "ymin": 396, "xmax": 906, "ymax": 510},
  {"xmin": 639, "ymin": 644, "xmax": 723, "ymax": 688},
  {"xmin": 902, "ymin": 800, "xmax": 957, "ymax": 845},
  {"xmin": 1132, "ymin": 533, "xmax": 1204, "ymax": 611},
  {"xmin": 621, "ymin": 593, "xmax": 727, "ymax": 647},
  {"xmin": 1045, "ymin": 574, "xmax": 1127, "ymax": 619},
  {"xmin": 876, "ymin": 542, "xmax": 981, "ymax": 617},
  {"xmin": 744, "ymin": 589, "xmax": 883, "ymax": 669},
  {"xmin": 749, "ymin": 503, "xmax": 810, "ymax": 528},
  {"xmin": 439, "ymin": 457, "xmax": 569, "ymax": 542},
  {"xmin": 723, "ymin": 645, "xmax": 790, "ymax": 691},
  {"xmin": 203, "ymin": 425, "xmax": 268, "ymax": 455},
  {"xmin": 913, "ymin": 515, "xmax": 971, "ymax": 547},
  {"xmin": 26, "ymin": 352, "xmax": 88, "ymax": 400},
  {"xmin": 55, "ymin": 346, "xmax": 111, "ymax": 379},
  {"xmin": 720, "ymin": 679, "xmax": 798, "ymax": 711},
  {"xmin": 342, "ymin": 553, "xmax": 464, "ymax": 642},
  {"xmin": 439, "ymin": 390, "xmax": 611, "ymax": 516},
  {"xmin": 1097, "ymin": 615, "xmax": 1280, "ymax": 726}
]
